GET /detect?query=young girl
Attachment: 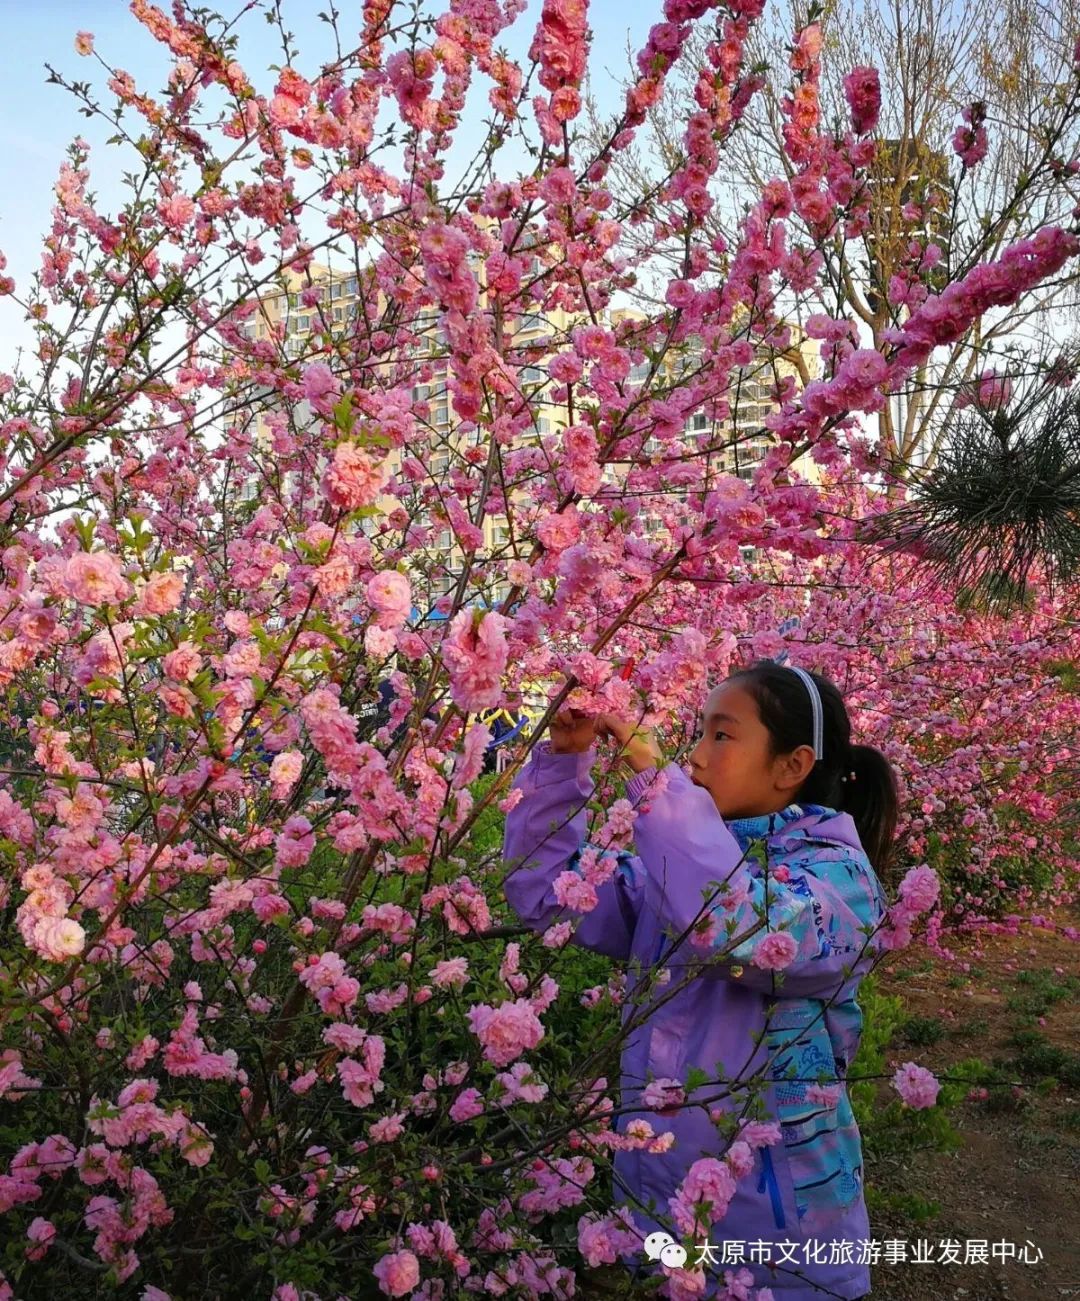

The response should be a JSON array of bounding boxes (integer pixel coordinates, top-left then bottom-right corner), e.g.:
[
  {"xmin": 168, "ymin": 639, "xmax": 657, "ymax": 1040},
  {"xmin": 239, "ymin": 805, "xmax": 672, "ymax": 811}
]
[{"xmin": 502, "ymin": 661, "xmax": 897, "ymax": 1299}]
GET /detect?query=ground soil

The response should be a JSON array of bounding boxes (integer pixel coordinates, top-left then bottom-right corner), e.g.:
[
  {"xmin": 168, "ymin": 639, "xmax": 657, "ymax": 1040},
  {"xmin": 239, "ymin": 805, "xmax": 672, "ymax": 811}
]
[
  {"xmin": 578, "ymin": 915, "xmax": 1080, "ymax": 1301},
  {"xmin": 868, "ymin": 916, "xmax": 1080, "ymax": 1300}
]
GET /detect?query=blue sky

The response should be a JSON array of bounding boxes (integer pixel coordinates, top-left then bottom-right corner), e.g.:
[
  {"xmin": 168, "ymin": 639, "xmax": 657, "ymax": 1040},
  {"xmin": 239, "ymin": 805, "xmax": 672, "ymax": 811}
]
[{"xmin": 0, "ymin": 0, "xmax": 654, "ymax": 366}]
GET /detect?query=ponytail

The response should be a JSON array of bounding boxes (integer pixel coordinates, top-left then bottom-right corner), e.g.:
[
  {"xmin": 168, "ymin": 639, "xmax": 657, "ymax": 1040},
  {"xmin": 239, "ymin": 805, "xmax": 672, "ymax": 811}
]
[{"xmin": 839, "ymin": 743, "xmax": 899, "ymax": 877}]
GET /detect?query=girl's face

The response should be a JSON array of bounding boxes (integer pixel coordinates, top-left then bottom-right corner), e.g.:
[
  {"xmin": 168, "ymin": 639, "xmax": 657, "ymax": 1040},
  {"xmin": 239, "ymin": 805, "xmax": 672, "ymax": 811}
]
[{"xmin": 687, "ymin": 680, "xmax": 815, "ymax": 820}]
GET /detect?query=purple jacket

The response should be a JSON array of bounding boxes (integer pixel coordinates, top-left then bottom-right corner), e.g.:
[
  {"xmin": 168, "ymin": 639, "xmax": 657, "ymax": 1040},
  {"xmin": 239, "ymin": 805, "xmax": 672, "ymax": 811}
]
[{"xmin": 502, "ymin": 745, "xmax": 887, "ymax": 1299}]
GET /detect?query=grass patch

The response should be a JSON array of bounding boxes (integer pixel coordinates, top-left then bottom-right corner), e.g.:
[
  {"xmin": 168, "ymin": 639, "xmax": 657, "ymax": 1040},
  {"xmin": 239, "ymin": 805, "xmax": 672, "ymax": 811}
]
[
  {"xmin": 900, "ymin": 1014, "xmax": 946, "ymax": 1047},
  {"xmin": 1006, "ymin": 1030, "xmax": 1080, "ymax": 1088}
]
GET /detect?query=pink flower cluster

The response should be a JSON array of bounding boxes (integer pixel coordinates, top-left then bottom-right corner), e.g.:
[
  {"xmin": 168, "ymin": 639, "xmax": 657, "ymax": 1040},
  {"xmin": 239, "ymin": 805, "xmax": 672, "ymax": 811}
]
[
  {"xmin": 577, "ymin": 1207, "xmax": 641, "ymax": 1267},
  {"xmin": 299, "ymin": 951, "xmax": 360, "ymax": 1018},
  {"xmin": 953, "ymin": 101, "xmax": 989, "ymax": 169},
  {"xmin": 441, "ymin": 608, "xmax": 510, "ymax": 712},
  {"xmin": 518, "ymin": 1154, "xmax": 595, "ymax": 1216},
  {"xmin": 843, "ymin": 66, "xmax": 881, "ymax": 136},
  {"xmin": 892, "ymin": 1061, "xmax": 941, "ymax": 1109},
  {"xmin": 420, "ymin": 223, "xmax": 478, "ymax": 316},
  {"xmin": 162, "ymin": 1003, "xmax": 240, "ymax": 1082},
  {"xmin": 322, "ymin": 442, "xmax": 389, "ymax": 513},
  {"xmin": 64, "ymin": 551, "xmax": 130, "ymax": 607},
  {"xmin": 466, "ymin": 998, "xmax": 545, "ymax": 1066},
  {"xmin": 669, "ymin": 1154, "xmax": 737, "ymax": 1237},
  {"xmin": 332, "ymin": 1026, "xmax": 387, "ymax": 1107},
  {"xmin": 878, "ymin": 864, "xmax": 940, "ymax": 950},
  {"xmin": 895, "ymin": 227, "xmax": 1080, "ymax": 367},
  {"xmin": 750, "ymin": 929, "xmax": 799, "ymax": 971}
]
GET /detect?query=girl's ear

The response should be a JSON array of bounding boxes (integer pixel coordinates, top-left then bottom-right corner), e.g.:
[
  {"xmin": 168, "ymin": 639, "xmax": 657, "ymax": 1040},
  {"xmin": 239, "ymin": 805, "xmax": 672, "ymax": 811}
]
[{"xmin": 773, "ymin": 743, "xmax": 816, "ymax": 794}]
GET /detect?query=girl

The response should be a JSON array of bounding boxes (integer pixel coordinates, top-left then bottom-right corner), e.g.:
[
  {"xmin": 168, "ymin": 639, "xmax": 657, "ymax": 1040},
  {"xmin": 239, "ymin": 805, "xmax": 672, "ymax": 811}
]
[{"xmin": 502, "ymin": 661, "xmax": 897, "ymax": 1300}]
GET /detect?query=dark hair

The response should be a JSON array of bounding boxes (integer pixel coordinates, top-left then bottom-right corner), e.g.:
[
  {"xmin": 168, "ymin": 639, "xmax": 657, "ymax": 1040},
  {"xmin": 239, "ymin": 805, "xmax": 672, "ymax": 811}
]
[{"xmin": 727, "ymin": 660, "xmax": 899, "ymax": 875}]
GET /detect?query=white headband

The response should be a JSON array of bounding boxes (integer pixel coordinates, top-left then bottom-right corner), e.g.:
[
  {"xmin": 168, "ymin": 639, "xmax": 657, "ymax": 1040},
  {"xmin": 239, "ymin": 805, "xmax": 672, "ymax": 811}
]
[
  {"xmin": 772, "ymin": 619, "xmax": 823, "ymax": 762},
  {"xmin": 786, "ymin": 666, "xmax": 824, "ymax": 761}
]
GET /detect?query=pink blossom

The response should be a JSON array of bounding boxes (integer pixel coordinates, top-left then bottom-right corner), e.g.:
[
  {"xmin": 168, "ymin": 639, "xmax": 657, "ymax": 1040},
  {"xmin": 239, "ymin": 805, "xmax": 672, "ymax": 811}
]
[
  {"xmin": 670, "ymin": 1156, "xmax": 737, "ymax": 1235},
  {"xmin": 274, "ymin": 815, "xmax": 314, "ymax": 869},
  {"xmin": 336, "ymin": 1034, "xmax": 386, "ymax": 1107},
  {"xmin": 530, "ymin": 0, "xmax": 588, "ymax": 94},
  {"xmin": 806, "ymin": 1083, "xmax": 842, "ymax": 1108},
  {"xmin": 373, "ymin": 1249, "xmax": 421, "ymax": 1297},
  {"xmin": 552, "ymin": 870, "xmax": 597, "ymax": 912},
  {"xmin": 577, "ymin": 1209, "xmax": 640, "ymax": 1267},
  {"xmin": 163, "ymin": 641, "xmax": 202, "ymax": 681},
  {"xmin": 842, "ymin": 66, "xmax": 881, "ymax": 135},
  {"xmin": 64, "ymin": 551, "xmax": 130, "ymax": 607},
  {"xmin": 35, "ymin": 917, "xmax": 86, "ymax": 960},
  {"xmin": 897, "ymin": 864, "xmax": 940, "ymax": 914},
  {"xmin": 367, "ymin": 570, "xmax": 411, "ymax": 629},
  {"xmin": 323, "ymin": 443, "xmax": 388, "ymax": 512},
  {"xmin": 536, "ymin": 508, "xmax": 581, "ymax": 551},
  {"xmin": 269, "ymin": 750, "xmax": 303, "ymax": 799},
  {"xmin": 75, "ymin": 31, "xmax": 94, "ymax": 55},
  {"xmin": 449, "ymin": 1087, "xmax": 485, "ymax": 1122},
  {"xmin": 429, "ymin": 957, "xmax": 469, "ymax": 988},
  {"xmin": 301, "ymin": 362, "xmax": 338, "ymax": 410},
  {"xmin": 892, "ymin": 1061, "xmax": 940, "ymax": 1109},
  {"xmin": 466, "ymin": 998, "xmax": 544, "ymax": 1066},
  {"xmin": 369, "ymin": 1111, "xmax": 407, "ymax": 1143},
  {"xmin": 0, "ymin": 1052, "xmax": 41, "ymax": 1101},
  {"xmin": 750, "ymin": 930, "xmax": 798, "ymax": 971},
  {"xmin": 134, "ymin": 571, "xmax": 184, "ymax": 616},
  {"xmin": 494, "ymin": 1061, "xmax": 549, "ymax": 1104},
  {"xmin": 364, "ymin": 625, "xmax": 396, "ymax": 658},
  {"xmin": 158, "ymin": 193, "xmax": 196, "ymax": 230},
  {"xmin": 25, "ymin": 1217, "xmax": 56, "ymax": 1261},
  {"xmin": 953, "ymin": 103, "xmax": 989, "ymax": 168},
  {"xmin": 223, "ymin": 640, "xmax": 261, "ymax": 678},
  {"xmin": 975, "ymin": 369, "xmax": 1012, "ymax": 408},
  {"xmin": 665, "ymin": 279, "xmax": 697, "ymax": 309},
  {"xmin": 441, "ymin": 609, "xmax": 509, "ymax": 712},
  {"xmin": 642, "ymin": 1078, "xmax": 686, "ymax": 1114}
]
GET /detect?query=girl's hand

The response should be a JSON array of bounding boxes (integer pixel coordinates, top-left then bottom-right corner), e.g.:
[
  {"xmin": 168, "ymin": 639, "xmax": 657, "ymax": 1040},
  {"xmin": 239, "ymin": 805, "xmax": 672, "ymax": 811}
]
[
  {"xmin": 597, "ymin": 713, "xmax": 662, "ymax": 774},
  {"xmin": 548, "ymin": 707, "xmax": 598, "ymax": 754}
]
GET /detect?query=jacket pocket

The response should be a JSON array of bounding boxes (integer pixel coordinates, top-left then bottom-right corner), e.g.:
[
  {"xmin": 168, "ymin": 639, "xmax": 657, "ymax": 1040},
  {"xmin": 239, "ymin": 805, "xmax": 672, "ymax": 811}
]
[
  {"xmin": 766, "ymin": 1017, "xmax": 863, "ymax": 1226},
  {"xmin": 647, "ymin": 1021, "xmax": 685, "ymax": 1080}
]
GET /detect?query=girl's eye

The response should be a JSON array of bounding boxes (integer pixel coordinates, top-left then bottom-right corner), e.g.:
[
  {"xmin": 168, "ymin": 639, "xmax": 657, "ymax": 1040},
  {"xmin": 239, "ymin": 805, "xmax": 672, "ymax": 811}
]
[{"xmin": 714, "ymin": 731, "xmax": 729, "ymax": 741}]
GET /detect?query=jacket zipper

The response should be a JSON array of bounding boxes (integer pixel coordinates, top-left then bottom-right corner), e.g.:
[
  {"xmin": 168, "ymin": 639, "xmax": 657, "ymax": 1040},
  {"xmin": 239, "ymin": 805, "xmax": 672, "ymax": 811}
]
[{"xmin": 757, "ymin": 1146, "xmax": 787, "ymax": 1229}]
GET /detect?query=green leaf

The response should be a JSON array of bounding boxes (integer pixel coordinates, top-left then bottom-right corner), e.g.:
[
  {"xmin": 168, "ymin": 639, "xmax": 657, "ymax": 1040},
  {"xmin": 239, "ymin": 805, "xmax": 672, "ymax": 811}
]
[{"xmin": 332, "ymin": 392, "xmax": 355, "ymax": 435}]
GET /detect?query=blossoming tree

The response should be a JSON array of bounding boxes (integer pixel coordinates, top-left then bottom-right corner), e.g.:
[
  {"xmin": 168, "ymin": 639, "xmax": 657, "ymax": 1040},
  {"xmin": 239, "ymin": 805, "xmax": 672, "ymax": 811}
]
[{"xmin": 0, "ymin": 0, "xmax": 1078, "ymax": 1296}]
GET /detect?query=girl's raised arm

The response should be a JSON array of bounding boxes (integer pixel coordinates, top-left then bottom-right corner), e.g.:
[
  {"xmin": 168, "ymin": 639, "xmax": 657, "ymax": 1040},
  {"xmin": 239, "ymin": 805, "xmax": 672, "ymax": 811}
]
[{"xmin": 502, "ymin": 743, "xmax": 644, "ymax": 961}]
